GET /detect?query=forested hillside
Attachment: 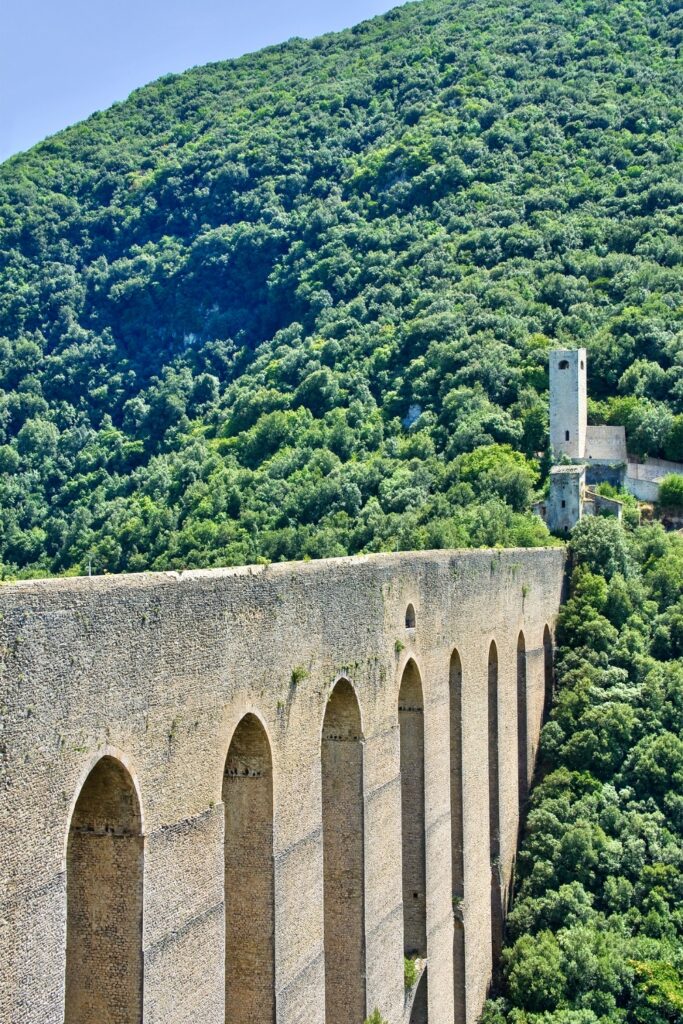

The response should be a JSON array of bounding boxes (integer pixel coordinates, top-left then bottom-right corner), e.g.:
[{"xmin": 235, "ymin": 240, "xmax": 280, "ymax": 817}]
[
  {"xmin": 485, "ymin": 518, "xmax": 683, "ymax": 1024},
  {"xmin": 1, "ymin": 0, "xmax": 682, "ymax": 577}
]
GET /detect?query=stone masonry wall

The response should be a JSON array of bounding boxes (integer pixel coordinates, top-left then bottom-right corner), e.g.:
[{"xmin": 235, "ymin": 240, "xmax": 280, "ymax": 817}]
[
  {"xmin": 321, "ymin": 682, "xmax": 366, "ymax": 1024},
  {"xmin": 399, "ymin": 660, "xmax": 428, "ymax": 960},
  {"xmin": 223, "ymin": 715, "xmax": 275, "ymax": 1024},
  {"xmin": 0, "ymin": 547, "xmax": 566, "ymax": 1024},
  {"xmin": 65, "ymin": 755, "xmax": 144, "ymax": 1024}
]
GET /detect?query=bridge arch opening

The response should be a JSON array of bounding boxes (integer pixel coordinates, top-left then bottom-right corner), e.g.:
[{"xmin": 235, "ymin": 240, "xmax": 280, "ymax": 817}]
[
  {"xmin": 223, "ymin": 714, "xmax": 275, "ymax": 1024},
  {"xmin": 399, "ymin": 659, "xmax": 427, "ymax": 958},
  {"xmin": 488, "ymin": 640, "xmax": 503, "ymax": 976},
  {"xmin": 321, "ymin": 679, "xmax": 366, "ymax": 1024},
  {"xmin": 408, "ymin": 963, "xmax": 428, "ymax": 1024},
  {"xmin": 65, "ymin": 755, "xmax": 143, "ymax": 1024},
  {"xmin": 543, "ymin": 625, "xmax": 554, "ymax": 721},
  {"xmin": 450, "ymin": 649, "xmax": 466, "ymax": 1024},
  {"xmin": 517, "ymin": 632, "xmax": 529, "ymax": 815}
]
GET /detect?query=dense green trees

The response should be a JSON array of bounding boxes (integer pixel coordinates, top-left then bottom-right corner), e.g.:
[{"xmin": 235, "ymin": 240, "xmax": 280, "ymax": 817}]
[
  {"xmin": 0, "ymin": 0, "xmax": 682, "ymax": 577},
  {"xmin": 1, "ymin": 3, "xmax": 682, "ymax": 1010},
  {"xmin": 484, "ymin": 519, "xmax": 683, "ymax": 1024}
]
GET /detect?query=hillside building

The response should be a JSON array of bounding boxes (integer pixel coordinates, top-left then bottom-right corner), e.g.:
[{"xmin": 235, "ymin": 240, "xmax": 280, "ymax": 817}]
[
  {"xmin": 538, "ymin": 346, "xmax": 683, "ymax": 532},
  {"xmin": 541, "ymin": 346, "xmax": 683, "ymax": 532},
  {"xmin": 549, "ymin": 348, "xmax": 588, "ymax": 461},
  {"xmin": 549, "ymin": 347, "xmax": 627, "ymax": 480},
  {"xmin": 536, "ymin": 463, "xmax": 623, "ymax": 535},
  {"xmin": 545, "ymin": 465, "xmax": 585, "ymax": 535}
]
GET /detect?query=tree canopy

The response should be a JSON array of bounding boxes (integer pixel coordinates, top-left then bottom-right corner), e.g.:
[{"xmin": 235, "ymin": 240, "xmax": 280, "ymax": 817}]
[
  {"xmin": 484, "ymin": 520, "xmax": 683, "ymax": 1024},
  {"xmin": 0, "ymin": 0, "xmax": 682, "ymax": 576}
]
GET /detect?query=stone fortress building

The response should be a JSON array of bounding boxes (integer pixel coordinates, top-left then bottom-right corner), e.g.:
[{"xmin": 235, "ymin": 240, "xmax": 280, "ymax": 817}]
[
  {"xmin": 0, "ymin": 547, "xmax": 566, "ymax": 1024},
  {"xmin": 541, "ymin": 347, "xmax": 683, "ymax": 533},
  {"xmin": 543, "ymin": 347, "xmax": 627, "ymax": 534}
]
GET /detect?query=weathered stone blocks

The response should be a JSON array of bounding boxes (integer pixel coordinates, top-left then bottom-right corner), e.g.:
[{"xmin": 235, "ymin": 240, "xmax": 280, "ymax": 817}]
[{"xmin": 0, "ymin": 547, "xmax": 565, "ymax": 1024}]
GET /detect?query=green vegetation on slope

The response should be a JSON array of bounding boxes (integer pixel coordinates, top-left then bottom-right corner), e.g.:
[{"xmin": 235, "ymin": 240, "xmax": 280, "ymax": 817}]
[
  {"xmin": 1, "ymin": 0, "xmax": 682, "ymax": 576},
  {"xmin": 484, "ymin": 517, "xmax": 683, "ymax": 1024}
]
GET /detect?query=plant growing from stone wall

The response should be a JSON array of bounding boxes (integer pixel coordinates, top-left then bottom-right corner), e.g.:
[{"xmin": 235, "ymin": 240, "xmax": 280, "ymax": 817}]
[
  {"xmin": 364, "ymin": 1011, "xmax": 389, "ymax": 1024},
  {"xmin": 404, "ymin": 955, "xmax": 418, "ymax": 990}
]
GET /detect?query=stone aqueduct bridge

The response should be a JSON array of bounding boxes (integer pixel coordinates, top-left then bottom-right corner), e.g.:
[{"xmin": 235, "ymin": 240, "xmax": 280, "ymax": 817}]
[{"xmin": 0, "ymin": 547, "xmax": 566, "ymax": 1024}]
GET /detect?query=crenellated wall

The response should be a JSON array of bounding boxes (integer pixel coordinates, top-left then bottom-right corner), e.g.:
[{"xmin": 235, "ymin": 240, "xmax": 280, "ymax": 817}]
[{"xmin": 0, "ymin": 547, "xmax": 566, "ymax": 1024}]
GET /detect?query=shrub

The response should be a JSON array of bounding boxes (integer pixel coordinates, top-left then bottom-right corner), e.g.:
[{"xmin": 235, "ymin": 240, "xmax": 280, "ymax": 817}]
[
  {"xmin": 290, "ymin": 665, "xmax": 309, "ymax": 686},
  {"xmin": 570, "ymin": 517, "xmax": 631, "ymax": 580},
  {"xmin": 658, "ymin": 474, "xmax": 683, "ymax": 509},
  {"xmin": 364, "ymin": 1012, "xmax": 389, "ymax": 1024},
  {"xmin": 505, "ymin": 931, "xmax": 566, "ymax": 1011},
  {"xmin": 404, "ymin": 955, "xmax": 419, "ymax": 990}
]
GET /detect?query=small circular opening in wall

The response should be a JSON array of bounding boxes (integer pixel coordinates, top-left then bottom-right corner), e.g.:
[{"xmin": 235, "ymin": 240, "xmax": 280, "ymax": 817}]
[{"xmin": 405, "ymin": 604, "xmax": 416, "ymax": 629}]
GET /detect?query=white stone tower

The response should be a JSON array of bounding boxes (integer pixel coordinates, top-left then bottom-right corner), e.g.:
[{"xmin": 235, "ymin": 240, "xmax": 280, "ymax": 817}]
[{"xmin": 549, "ymin": 347, "xmax": 587, "ymax": 460}]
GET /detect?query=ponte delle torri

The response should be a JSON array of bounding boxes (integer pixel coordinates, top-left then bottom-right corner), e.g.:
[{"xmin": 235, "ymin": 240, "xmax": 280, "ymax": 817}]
[{"xmin": 0, "ymin": 547, "xmax": 565, "ymax": 1024}]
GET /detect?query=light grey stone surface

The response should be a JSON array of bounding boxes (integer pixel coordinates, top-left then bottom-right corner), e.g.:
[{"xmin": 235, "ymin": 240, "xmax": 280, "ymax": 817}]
[{"xmin": 0, "ymin": 547, "xmax": 566, "ymax": 1024}]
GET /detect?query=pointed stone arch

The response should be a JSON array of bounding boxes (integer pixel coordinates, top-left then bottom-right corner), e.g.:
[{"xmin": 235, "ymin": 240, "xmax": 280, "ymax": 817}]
[
  {"xmin": 399, "ymin": 658, "xmax": 427, "ymax": 958},
  {"xmin": 408, "ymin": 965, "xmax": 428, "ymax": 1024},
  {"xmin": 517, "ymin": 631, "xmax": 529, "ymax": 814},
  {"xmin": 65, "ymin": 755, "xmax": 143, "ymax": 1024},
  {"xmin": 543, "ymin": 625, "xmax": 554, "ymax": 721},
  {"xmin": 449, "ymin": 649, "xmax": 466, "ymax": 1024},
  {"xmin": 223, "ymin": 713, "xmax": 275, "ymax": 1024},
  {"xmin": 321, "ymin": 678, "xmax": 366, "ymax": 1024},
  {"xmin": 487, "ymin": 641, "xmax": 500, "ymax": 860},
  {"xmin": 488, "ymin": 640, "xmax": 503, "ymax": 976}
]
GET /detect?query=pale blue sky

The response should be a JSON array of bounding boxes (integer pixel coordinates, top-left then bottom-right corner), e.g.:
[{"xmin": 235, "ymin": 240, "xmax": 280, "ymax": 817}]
[{"xmin": 1, "ymin": 0, "xmax": 411, "ymax": 163}]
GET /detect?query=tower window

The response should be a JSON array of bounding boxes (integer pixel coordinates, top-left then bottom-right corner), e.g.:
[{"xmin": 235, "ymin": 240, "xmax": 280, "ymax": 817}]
[
  {"xmin": 559, "ymin": 360, "xmax": 569, "ymax": 370},
  {"xmin": 561, "ymin": 500, "xmax": 566, "ymax": 508},
  {"xmin": 565, "ymin": 431, "xmax": 570, "ymax": 441},
  {"xmin": 580, "ymin": 360, "xmax": 585, "ymax": 370}
]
